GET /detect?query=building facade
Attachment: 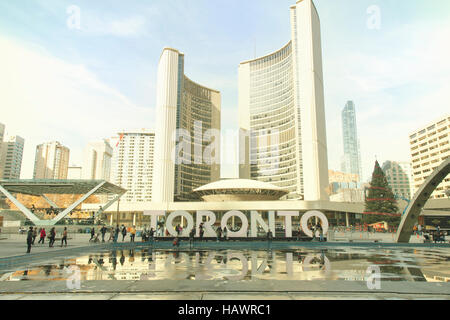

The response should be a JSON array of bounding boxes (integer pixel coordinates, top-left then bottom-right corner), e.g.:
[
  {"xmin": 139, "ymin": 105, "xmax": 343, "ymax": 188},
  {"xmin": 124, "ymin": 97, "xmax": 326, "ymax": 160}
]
[
  {"xmin": 110, "ymin": 130, "xmax": 155, "ymax": 203},
  {"xmin": 153, "ymin": 48, "xmax": 221, "ymax": 203},
  {"xmin": 410, "ymin": 115, "xmax": 450, "ymax": 199},
  {"xmin": 341, "ymin": 101, "xmax": 362, "ymax": 181},
  {"xmin": 238, "ymin": 0, "xmax": 329, "ymax": 201},
  {"xmin": 82, "ymin": 140, "xmax": 113, "ymax": 181},
  {"xmin": 382, "ymin": 161, "xmax": 414, "ymax": 200},
  {"xmin": 0, "ymin": 123, "xmax": 5, "ymax": 178},
  {"xmin": 67, "ymin": 166, "xmax": 82, "ymax": 179},
  {"xmin": 0, "ymin": 136, "xmax": 25, "ymax": 180},
  {"xmin": 33, "ymin": 141, "xmax": 70, "ymax": 180}
]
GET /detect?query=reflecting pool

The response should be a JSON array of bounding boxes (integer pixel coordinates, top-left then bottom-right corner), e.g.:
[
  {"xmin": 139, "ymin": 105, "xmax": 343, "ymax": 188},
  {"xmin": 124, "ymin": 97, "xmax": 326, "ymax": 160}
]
[{"xmin": 1, "ymin": 247, "xmax": 449, "ymax": 283}]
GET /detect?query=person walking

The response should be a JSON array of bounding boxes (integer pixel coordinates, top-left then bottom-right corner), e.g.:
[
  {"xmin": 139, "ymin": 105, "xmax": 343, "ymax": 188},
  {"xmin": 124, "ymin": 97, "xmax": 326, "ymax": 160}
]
[
  {"xmin": 121, "ymin": 225, "xmax": 127, "ymax": 241},
  {"xmin": 149, "ymin": 228, "xmax": 155, "ymax": 244},
  {"xmin": 267, "ymin": 229, "xmax": 273, "ymax": 249},
  {"xmin": 175, "ymin": 224, "xmax": 181, "ymax": 237},
  {"xmin": 418, "ymin": 224, "xmax": 423, "ymax": 236},
  {"xmin": 61, "ymin": 227, "xmax": 68, "ymax": 247},
  {"xmin": 38, "ymin": 228, "xmax": 46, "ymax": 244},
  {"xmin": 318, "ymin": 222, "xmax": 324, "ymax": 242},
  {"xmin": 90, "ymin": 227, "xmax": 95, "ymax": 242},
  {"xmin": 199, "ymin": 223, "xmax": 205, "ymax": 242},
  {"xmin": 49, "ymin": 227, "xmax": 56, "ymax": 248},
  {"xmin": 223, "ymin": 227, "xmax": 228, "ymax": 241},
  {"xmin": 32, "ymin": 227, "xmax": 38, "ymax": 245},
  {"xmin": 100, "ymin": 225, "xmax": 107, "ymax": 242},
  {"xmin": 114, "ymin": 225, "xmax": 120, "ymax": 243},
  {"xmin": 216, "ymin": 226, "xmax": 222, "ymax": 242},
  {"xmin": 189, "ymin": 228, "xmax": 195, "ymax": 248},
  {"xmin": 26, "ymin": 227, "xmax": 33, "ymax": 253},
  {"xmin": 130, "ymin": 226, "xmax": 136, "ymax": 243}
]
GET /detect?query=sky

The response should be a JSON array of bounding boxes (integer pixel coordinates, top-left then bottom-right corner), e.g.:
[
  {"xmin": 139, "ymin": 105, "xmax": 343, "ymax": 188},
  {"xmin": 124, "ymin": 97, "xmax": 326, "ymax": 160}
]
[{"xmin": 0, "ymin": 0, "xmax": 449, "ymax": 181}]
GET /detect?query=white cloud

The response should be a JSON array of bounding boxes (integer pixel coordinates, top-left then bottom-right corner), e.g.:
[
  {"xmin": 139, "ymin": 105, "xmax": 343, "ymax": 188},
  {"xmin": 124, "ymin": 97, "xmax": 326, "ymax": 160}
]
[{"xmin": 0, "ymin": 36, "xmax": 154, "ymax": 178}]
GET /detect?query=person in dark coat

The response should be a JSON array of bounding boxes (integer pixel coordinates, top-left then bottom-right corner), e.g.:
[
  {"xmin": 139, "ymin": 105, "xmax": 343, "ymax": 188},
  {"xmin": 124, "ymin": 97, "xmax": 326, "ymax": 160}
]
[
  {"xmin": 26, "ymin": 227, "xmax": 33, "ymax": 253},
  {"xmin": 49, "ymin": 227, "xmax": 56, "ymax": 247}
]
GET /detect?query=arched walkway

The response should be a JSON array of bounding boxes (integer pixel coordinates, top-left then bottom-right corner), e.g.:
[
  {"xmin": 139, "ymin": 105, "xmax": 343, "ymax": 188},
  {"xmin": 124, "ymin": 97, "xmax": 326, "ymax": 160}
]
[{"xmin": 395, "ymin": 158, "xmax": 450, "ymax": 243}]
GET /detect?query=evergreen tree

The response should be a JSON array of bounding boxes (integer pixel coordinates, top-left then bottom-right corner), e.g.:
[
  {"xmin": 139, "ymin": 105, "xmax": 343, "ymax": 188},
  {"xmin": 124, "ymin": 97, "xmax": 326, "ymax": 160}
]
[{"xmin": 363, "ymin": 161, "xmax": 400, "ymax": 226}]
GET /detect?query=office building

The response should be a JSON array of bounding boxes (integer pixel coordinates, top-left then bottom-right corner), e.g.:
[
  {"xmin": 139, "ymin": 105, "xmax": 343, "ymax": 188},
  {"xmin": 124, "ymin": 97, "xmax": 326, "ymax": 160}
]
[
  {"xmin": 238, "ymin": 0, "xmax": 329, "ymax": 201},
  {"xmin": 341, "ymin": 101, "xmax": 362, "ymax": 181},
  {"xmin": 33, "ymin": 141, "xmax": 70, "ymax": 180},
  {"xmin": 410, "ymin": 115, "xmax": 450, "ymax": 199},
  {"xmin": 382, "ymin": 161, "xmax": 414, "ymax": 200},
  {"xmin": 153, "ymin": 48, "xmax": 221, "ymax": 202},
  {"xmin": 82, "ymin": 140, "xmax": 113, "ymax": 181},
  {"xmin": 0, "ymin": 136, "xmax": 25, "ymax": 180},
  {"xmin": 67, "ymin": 166, "xmax": 82, "ymax": 180}
]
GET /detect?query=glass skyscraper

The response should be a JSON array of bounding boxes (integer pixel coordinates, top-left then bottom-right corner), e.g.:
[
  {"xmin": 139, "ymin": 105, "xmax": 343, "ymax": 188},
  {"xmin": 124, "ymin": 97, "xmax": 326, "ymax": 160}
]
[{"xmin": 341, "ymin": 101, "xmax": 362, "ymax": 181}]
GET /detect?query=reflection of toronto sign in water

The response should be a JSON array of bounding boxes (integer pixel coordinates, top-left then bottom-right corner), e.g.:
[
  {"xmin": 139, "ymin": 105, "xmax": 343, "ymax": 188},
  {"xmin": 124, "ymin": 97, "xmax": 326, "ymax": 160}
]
[{"xmin": 144, "ymin": 210, "xmax": 329, "ymax": 238}]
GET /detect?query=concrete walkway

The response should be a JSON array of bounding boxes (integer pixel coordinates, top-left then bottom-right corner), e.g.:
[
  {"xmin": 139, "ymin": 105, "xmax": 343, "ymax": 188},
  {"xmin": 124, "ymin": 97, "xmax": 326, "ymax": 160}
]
[{"xmin": 0, "ymin": 280, "xmax": 449, "ymax": 300}]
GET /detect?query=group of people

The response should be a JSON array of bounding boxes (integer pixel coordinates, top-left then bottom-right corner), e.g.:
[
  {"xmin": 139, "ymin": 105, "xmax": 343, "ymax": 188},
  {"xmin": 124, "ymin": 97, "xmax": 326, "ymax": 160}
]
[
  {"xmin": 26, "ymin": 226, "xmax": 68, "ymax": 253},
  {"xmin": 88, "ymin": 225, "xmax": 137, "ymax": 243}
]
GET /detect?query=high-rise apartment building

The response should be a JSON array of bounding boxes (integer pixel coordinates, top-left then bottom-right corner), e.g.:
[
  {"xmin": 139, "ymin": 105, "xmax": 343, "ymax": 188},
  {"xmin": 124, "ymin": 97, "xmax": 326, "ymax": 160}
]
[
  {"xmin": 153, "ymin": 48, "xmax": 221, "ymax": 203},
  {"xmin": 382, "ymin": 161, "xmax": 414, "ymax": 200},
  {"xmin": 0, "ymin": 123, "xmax": 5, "ymax": 178},
  {"xmin": 1, "ymin": 136, "xmax": 25, "ymax": 180},
  {"xmin": 33, "ymin": 141, "xmax": 70, "ymax": 180},
  {"xmin": 82, "ymin": 140, "xmax": 113, "ymax": 181},
  {"xmin": 410, "ymin": 115, "xmax": 450, "ymax": 199},
  {"xmin": 110, "ymin": 130, "xmax": 155, "ymax": 203},
  {"xmin": 67, "ymin": 166, "xmax": 82, "ymax": 179},
  {"xmin": 341, "ymin": 101, "xmax": 362, "ymax": 181},
  {"xmin": 238, "ymin": 0, "xmax": 329, "ymax": 201}
]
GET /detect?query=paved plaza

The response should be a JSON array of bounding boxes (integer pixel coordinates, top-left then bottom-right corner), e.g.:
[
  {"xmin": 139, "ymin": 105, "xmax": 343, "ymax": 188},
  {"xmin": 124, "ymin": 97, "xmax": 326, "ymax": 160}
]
[{"xmin": 0, "ymin": 231, "xmax": 449, "ymax": 300}]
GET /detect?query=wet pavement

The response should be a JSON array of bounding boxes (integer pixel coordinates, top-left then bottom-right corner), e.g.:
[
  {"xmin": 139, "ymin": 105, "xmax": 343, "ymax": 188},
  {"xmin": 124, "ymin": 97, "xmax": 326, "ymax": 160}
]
[{"xmin": 1, "ymin": 233, "xmax": 449, "ymax": 299}]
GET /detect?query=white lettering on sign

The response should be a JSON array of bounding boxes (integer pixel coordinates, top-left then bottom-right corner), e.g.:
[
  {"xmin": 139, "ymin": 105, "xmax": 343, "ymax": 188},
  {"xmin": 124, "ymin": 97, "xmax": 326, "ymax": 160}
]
[{"xmin": 143, "ymin": 210, "xmax": 329, "ymax": 239}]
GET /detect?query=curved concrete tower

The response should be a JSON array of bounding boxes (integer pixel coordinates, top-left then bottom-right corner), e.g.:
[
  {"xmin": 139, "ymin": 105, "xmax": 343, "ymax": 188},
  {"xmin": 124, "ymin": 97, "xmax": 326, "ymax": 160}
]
[
  {"xmin": 239, "ymin": 0, "xmax": 329, "ymax": 201},
  {"xmin": 153, "ymin": 48, "xmax": 221, "ymax": 203}
]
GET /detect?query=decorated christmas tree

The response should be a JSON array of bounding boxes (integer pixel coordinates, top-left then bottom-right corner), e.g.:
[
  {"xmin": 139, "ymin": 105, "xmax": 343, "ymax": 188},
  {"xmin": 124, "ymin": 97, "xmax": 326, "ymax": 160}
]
[{"xmin": 363, "ymin": 161, "xmax": 400, "ymax": 226}]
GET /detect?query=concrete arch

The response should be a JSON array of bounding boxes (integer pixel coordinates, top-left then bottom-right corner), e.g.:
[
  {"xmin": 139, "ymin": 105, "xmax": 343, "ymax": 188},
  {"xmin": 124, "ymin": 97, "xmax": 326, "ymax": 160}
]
[{"xmin": 395, "ymin": 158, "xmax": 450, "ymax": 243}]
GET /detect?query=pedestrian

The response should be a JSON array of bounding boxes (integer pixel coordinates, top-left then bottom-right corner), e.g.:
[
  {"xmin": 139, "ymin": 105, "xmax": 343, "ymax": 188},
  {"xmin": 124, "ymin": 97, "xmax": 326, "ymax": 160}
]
[
  {"xmin": 311, "ymin": 224, "xmax": 317, "ymax": 241},
  {"xmin": 216, "ymin": 226, "xmax": 222, "ymax": 242},
  {"xmin": 49, "ymin": 227, "xmax": 56, "ymax": 248},
  {"xmin": 418, "ymin": 224, "xmax": 423, "ymax": 236},
  {"xmin": 61, "ymin": 227, "xmax": 68, "ymax": 247},
  {"xmin": 149, "ymin": 228, "xmax": 155, "ymax": 244},
  {"xmin": 114, "ymin": 225, "xmax": 120, "ymax": 243},
  {"xmin": 176, "ymin": 224, "xmax": 181, "ymax": 237},
  {"xmin": 173, "ymin": 236, "xmax": 180, "ymax": 248},
  {"xmin": 318, "ymin": 223, "xmax": 324, "ymax": 242},
  {"xmin": 38, "ymin": 228, "xmax": 46, "ymax": 244},
  {"xmin": 90, "ymin": 227, "xmax": 96, "ymax": 242},
  {"xmin": 296, "ymin": 226, "xmax": 302, "ymax": 241},
  {"xmin": 189, "ymin": 228, "xmax": 195, "ymax": 247},
  {"xmin": 130, "ymin": 226, "xmax": 136, "ymax": 242},
  {"xmin": 199, "ymin": 223, "xmax": 205, "ymax": 241},
  {"xmin": 223, "ymin": 227, "xmax": 228, "ymax": 241},
  {"xmin": 26, "ymin": 227, "xmax": 33, "ymax": 253},
  {"xmin": 121, "ymin": 225, "xmax": 127, "ymax": 241},
  {"xmin": 267, "ymin": 229, "xmax": 273, "ymax": 248},
  {"xmin": 100, "ymin": 225, "xmax": 107, "ymax": 242},
  {"xmin": 32, "ymin": 227, "xmax": 37, "ymax": 245}
]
